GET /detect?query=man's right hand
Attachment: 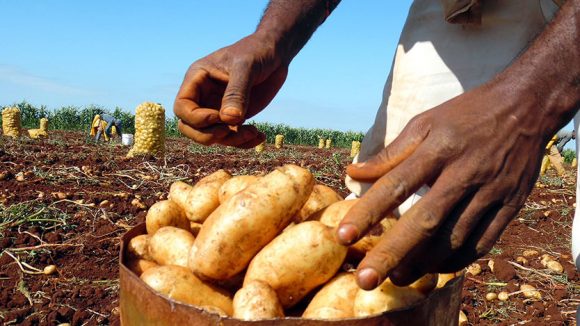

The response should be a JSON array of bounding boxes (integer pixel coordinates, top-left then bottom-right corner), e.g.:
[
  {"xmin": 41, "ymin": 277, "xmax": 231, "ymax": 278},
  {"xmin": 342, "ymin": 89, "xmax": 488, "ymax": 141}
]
[{"xmin": 174, "ymin": 32, "xmax": 289, "ymax": 148}]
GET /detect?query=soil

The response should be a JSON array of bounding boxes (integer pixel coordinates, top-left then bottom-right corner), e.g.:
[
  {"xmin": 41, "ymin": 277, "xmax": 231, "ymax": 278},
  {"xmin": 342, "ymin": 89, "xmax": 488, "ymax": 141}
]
[{"xmin": 0, "ymin": 131, "xmax": 578, "ymax": 325}]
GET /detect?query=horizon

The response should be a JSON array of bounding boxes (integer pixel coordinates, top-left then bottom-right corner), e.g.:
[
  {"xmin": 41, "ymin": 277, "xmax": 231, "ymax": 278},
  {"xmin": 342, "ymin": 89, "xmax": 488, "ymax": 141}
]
[{"xmin": 1, "ymin": 1, "xmax": 575, "ymax": 147}]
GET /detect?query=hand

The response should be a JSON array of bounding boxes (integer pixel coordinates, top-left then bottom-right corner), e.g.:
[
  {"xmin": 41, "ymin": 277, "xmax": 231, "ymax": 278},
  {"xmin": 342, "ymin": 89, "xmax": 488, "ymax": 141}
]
[
  {"xmin": 337, "ymin": 83, "xmax": 549, "ymax": 290},
  {"xmin": 174, "ymin": 33, "xmax": 289, "ymax": 148}
]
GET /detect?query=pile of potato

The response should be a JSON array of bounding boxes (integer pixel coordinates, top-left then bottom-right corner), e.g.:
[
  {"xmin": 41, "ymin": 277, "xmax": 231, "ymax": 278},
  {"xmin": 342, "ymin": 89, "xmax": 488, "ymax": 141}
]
[
  {"xmin": 127, "ymin": 102, "xmax": 165, "ymax": 158},
  {"xmin": 28, "ymin": 117, "xmax": 49, "ymax": 139},
  {"xmin": 126, "ymin": 164, "xmax": 458, "ymax": 320}
]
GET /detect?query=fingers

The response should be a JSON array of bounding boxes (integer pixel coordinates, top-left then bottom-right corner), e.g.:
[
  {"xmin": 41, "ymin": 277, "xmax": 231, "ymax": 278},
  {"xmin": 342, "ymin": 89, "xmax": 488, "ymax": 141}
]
[
  {"xmin": 337, "ymin": 148, "xmax": 442, "ymax": 247},
  {"xmin": 174, "ymin": 101, "xmax": 221, "ymax": 129},
  {"xmin": 219, "ymin": 125, "xmax": 264, "ymax": 148},
  {"xmin": 220, "ymin": 62, "xmax": 254, "ymax": 125},
  {"xmin": 353, "ymin": 175, "xmax": 465, "ymax": 290},
  {"xmin": 174, "ymin": 68, "xmax": 225, "ymax": 129},
  {"xmin": 438, "ymin": 205, "xmax": 517, "ymax": 273},
  {"xmin": 178, "ymin": 120, "xmax": 264, "ymax": 149},
  {"xmin": 347, "ymin": 118, "xmax": 428, "ymax": 183},
  {"xmin": 177, "ymin": 120, "xmax": 230, "ymax": 146},
  {"xmin": 388, "ymin": 198, "xmax": 497, "ymax": 286}
]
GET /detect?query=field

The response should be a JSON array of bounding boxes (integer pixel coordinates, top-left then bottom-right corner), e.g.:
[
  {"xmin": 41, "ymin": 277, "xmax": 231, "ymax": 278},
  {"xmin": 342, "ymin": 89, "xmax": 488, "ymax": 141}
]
[{"xmin": 0, "ymin": 131, "xmax": 578, "ymax": 325}]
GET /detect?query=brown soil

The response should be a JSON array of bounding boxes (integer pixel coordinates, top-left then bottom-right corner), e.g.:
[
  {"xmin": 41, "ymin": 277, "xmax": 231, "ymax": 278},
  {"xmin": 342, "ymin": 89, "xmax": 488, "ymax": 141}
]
[{"xmin": 0, "ymin": 131, "xmax": 578, "ymax": 325}]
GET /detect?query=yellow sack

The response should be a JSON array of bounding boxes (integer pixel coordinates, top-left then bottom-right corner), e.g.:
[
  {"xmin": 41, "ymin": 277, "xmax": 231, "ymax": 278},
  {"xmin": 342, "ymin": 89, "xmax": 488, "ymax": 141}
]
[
  {"xmin": 2, "ymin": 107, "xmax": 22, "ymax": 138},
  {"xmin": 127, "ymin": 102, "xmax": 165, "ymax": 157}
]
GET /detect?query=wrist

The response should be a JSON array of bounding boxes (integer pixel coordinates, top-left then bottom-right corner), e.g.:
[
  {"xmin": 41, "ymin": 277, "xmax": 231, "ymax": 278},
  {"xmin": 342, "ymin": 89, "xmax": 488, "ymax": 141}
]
[
  {"xmin": 487, "ymin": 72, "xmax": 574, "ymax": 142},
  {"xmin": 254, "ymin": 0, "xmax": 340, "ymax": 65},
  {"xmin": 487, "ymin": 0, "xmax": 580, "ymax": 141}
]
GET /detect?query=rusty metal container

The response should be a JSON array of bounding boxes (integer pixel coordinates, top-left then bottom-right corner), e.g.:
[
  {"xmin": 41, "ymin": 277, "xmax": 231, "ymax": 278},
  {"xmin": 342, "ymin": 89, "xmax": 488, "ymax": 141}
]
[{"xmin": 120, "ymin": 223, "xmax": 464, "ymax": 326}]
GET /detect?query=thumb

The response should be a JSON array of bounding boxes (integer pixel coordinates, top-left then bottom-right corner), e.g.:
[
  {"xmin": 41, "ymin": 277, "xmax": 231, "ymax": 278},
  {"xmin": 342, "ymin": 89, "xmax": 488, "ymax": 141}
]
[
  {"xmin": 220, "ymin": 63, "xmax": 254, "ymax": 125},
  {"xmin": 347, "ymin": 125, "xmax": 426, "ymax": 182}
]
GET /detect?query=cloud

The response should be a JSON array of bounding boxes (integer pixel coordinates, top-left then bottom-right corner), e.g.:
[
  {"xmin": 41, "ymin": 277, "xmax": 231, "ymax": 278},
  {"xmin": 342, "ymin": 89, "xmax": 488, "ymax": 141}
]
[{"xmin": 0, "ymin": 64, "xmax": 93, "ymax": 96}]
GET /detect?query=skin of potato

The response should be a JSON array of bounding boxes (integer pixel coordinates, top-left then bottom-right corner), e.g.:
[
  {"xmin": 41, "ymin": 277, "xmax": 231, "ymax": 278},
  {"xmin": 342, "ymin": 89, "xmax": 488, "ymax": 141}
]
[
  {"xmin": 190, "ymin": 165, "xmax": 314, "ymax": 280},
  {"xmin": 233, "ymin": 280, "xmax": 284, "ymax": 320},
  {"xmin": 169, "ymin": 170, "xmax": 231, "ymax": 223},
  {"xmin": 309, "ymin": 199, "xmax": 358, "ymax": 224},
  {"xmin": 353, "ymin": 279, "xmax": 426, "ymax": 317},
  {"xmin": 148, "ymin": 226, "xmax": 195, "ymax": 267},
  {"xmin": 126, "ymin": 258, "xmax": 158, "ymax": 276},
  {"xmin": 145, "ymin": 200, "xmax": 189, "ymax": 234},
  {"xmin": 302, "ymin": 272, "xmax": 359, "ymax": 320},
  {"xmin": 218, "ymin": 175, "xmax": 260, "ymax": 204},
  {"xmin": 294, "ymin": 184, "xmax": 343, "ymax": 222},
  {"xmin": 436, "ymin": 273, "xmax": 460, "ymax": 289},
  {"xmin": 244, "ymin": 221, "xmax": 348, "ymax": 308},
  {"xmin": 141, "ymin": 265, "xmax": 233, "ymax": 316},
  {"xmin": 126, "ymin": 234, "xmax": 153, "ymax": 261},
  {"xmin": 408, "ymin": 273, "xmax": 438, "ymax": 295}
]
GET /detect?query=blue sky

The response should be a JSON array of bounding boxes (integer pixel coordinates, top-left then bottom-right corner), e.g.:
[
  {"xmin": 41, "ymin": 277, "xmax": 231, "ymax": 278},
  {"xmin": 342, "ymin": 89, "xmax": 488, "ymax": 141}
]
[
  {"xmin": 0, "ymin": 1, "xmax": 575, "ymax": 144},
  {"xmin": 0, "ymin": 1, "xmax": 413, "ymax": 133}
]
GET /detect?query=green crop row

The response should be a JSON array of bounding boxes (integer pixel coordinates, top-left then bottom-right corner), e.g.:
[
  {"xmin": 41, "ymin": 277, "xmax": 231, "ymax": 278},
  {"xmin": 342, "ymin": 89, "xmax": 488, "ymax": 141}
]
[
  {"xmin": 1, "ymin": 101, "xmax": 364, "ymax": 148},
  {"xmin": 250, "ymin": 122, "xmax": 364, "ymax": 148}
]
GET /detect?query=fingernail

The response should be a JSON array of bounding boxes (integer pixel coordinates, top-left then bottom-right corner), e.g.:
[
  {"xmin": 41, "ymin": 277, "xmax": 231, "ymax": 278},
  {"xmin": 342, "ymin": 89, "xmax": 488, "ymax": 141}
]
[
  {"xmin": 222, "ymin": 107, "xmax": 242, "ymax": 117},
  {"xmin": 352, "ymin": 162, "xmax": 366, "ymax": 168},
  {"xmin": 358, "ymin": 268, "xmax": 382, "ymax": 290},
  {"xmin": 337, "ymin": 224, "xmax": 359, "ymax": 245}
]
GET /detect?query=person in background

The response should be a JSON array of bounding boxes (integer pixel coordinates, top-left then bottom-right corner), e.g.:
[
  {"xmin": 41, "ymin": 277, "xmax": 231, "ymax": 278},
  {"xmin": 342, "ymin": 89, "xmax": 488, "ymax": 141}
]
[
  {"xmin": 173, "ymin": 0, "xmax": 580, "ymax": 293},
  {"xmin": 90, "ymin": 114, "xmax": 123, "ymax": 142},
  {"xmin": 556, "ymin": 129, "xmax": 576, "ymax": 153}
]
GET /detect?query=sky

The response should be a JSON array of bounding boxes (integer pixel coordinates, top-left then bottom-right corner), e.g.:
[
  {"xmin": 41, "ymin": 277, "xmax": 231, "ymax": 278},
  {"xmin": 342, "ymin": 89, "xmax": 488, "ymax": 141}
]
[
  {"xmin": 0, "ymin": 0, "xmax": 413, "ymax": 133},
  {"xmin": 0, "ymin": 1, "xmax": 575, "ymax": 145}
]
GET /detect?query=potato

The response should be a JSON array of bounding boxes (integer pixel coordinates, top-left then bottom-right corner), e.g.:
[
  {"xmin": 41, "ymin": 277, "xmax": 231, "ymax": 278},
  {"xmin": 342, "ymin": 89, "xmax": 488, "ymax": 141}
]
[
  {"xmin": 126, "ymin": 259, "xmax": 158, "ymax": 276},
  {"xmin": 233, "ymin": 280, "xmax": 284, "ymax": 320},
  {"xmin": 244, "ymin": 221, "xmax": 348, "ymax": 308},
  {"xmin": 353, "ymin": 279, "xmax": 425, "ymax": 317},
  {"xmin": 294, "ymin": 184, "xmax": 343, "ymax": 222},
  {"xmin": 189, "ymin": 221, "xmax": 203, "ymax": 237},
  {"xmin": 126, "ymin": 234, "xmax": 152, "ymax": 261},
  {"xmin": 190, "ymin": 165, "xmax": 314, "ymax": 280},
  {"xmin": 218, "ymin": 175, "xmax": 260, "ymax": 204},
  {"xmin": 312, "ymin": 199, "xmax": 396, "ymax": 257},
  {"xmin": 309, "ymin": 199, "xmax": 357, "ymax": 224},
  {"xmin": 436, "ymin": 273, "xmax": 460, "ymax": 289},
  {"xmin": 145, "ymin": 200, "xmax": 189, "ymax": 234},
  {"xmin": 302, "ymin": 273, "xmax": 358, "ymax": 320},
  {"xmin": 141, "ymin": 265, "xmax": 233, "ymax": 316},
  {"xmin": 408, "ymin": 273, "xmax": 438, "ymax": 295},
  {"xmin": 148, "ymin": 226, "xmax": 195, "ymax": 267},
  {"xmin": 169, "ymin": 170, "xmax": 231, "ymax": 223}
]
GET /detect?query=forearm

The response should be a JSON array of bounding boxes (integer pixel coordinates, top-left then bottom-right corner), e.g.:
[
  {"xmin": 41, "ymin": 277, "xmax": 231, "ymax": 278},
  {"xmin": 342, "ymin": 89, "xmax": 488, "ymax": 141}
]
[
  {"xmin": 256, "ymin": 0, "xmax": 341, "ymax": 64},
  {"xmin": 493, "ymin": 0, "xmax": 579, "ymax": 140}
]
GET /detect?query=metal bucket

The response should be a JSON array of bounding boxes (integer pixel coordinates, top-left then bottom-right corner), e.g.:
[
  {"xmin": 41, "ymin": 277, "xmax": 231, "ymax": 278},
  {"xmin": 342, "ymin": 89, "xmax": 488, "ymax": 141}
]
[{"xmin": 119, "ymin": 223, "xmax": 464, "ymax": 326}]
